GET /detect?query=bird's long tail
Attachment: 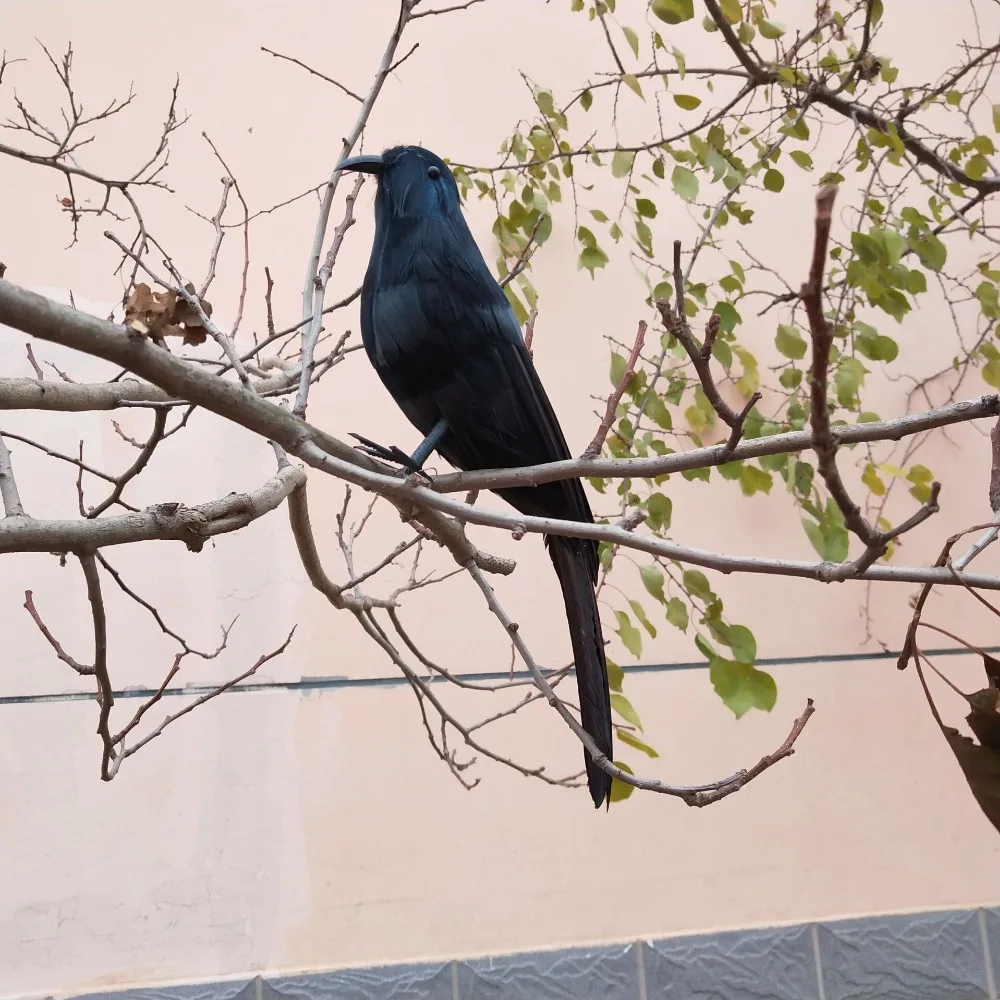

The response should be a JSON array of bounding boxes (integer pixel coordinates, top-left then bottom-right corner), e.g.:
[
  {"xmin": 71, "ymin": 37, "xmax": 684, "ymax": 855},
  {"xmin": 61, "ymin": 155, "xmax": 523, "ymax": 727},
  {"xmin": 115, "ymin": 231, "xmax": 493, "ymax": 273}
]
[{"xmin": 547, "ymin": 536, "xmax": 614, "ymax": 808}]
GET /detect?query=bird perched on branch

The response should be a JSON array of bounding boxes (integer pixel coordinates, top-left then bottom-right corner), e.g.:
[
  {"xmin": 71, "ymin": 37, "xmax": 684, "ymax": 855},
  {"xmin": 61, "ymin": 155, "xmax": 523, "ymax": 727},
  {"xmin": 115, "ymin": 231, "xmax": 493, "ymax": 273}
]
[{"xmin": 338, "ymin": 144, "xmax": 613, "ymax": 808}]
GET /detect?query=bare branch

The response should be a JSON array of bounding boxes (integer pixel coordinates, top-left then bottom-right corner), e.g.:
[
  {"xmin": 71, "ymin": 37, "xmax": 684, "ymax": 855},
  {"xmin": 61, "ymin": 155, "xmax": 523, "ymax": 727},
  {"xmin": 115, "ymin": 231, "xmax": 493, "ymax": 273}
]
[
  {"xmin": 86, "ymin": 408, "xmax": 166, "ymax": 518},
  {"xmin": 300, "ymin": 0, "xmax": 418, "ymax": 321},
  {"xmin": 294, "ymin": 172, "xmax": 364, "ymax": 417},
  {"xmin": 77, "ymin": 552, "xmax": 115, "ymax": 779},
  {"xmin": 583, "ymin": 320, "xmax": 646, "ymax": 458},
  {"xmin": 466, "ymin": 558, "xmax": 814, "ymax": 802},
  {"xmin": 411, "ymin": 0, "xmax": 488, "ymax": 17},
  {"xmin": 117, "ymin": 629, "xmax": 296, "ymax": 763},
  {"xmin": 23, "ymin": 589, "xmax": 93, "ymax": 675},
  {"xmin": 0, "ymin": 430, "xmax": 26, "ymax": 516},
  {"xmin": 260, "ymin": 46, "xmax": 364, "ymax": 102}
]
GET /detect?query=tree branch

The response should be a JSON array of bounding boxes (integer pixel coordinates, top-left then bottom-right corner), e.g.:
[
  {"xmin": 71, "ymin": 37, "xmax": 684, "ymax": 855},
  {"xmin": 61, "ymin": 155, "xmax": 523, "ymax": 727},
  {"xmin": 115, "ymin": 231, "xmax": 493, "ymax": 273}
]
[
  {"xmin": 582, "ymin": 319, "xmax": 646, "ymax": 458},
  {"xmin": 0, "ymin": 430, "xmax": 26, "ymax": 516},
  {"xmin": 0, "ymin": 463, "xmax": 305, "ymax": 553},
  {"xmin": 802, "ymin": 185, "xmax": 940, "ymax": 570},
  {"xmin": 2, "ymin": 280, "xmax": 995, "ymax": 588},
  {"xmin": 467, "ymin": 557, "xmax": 814, "ymax": 802}
]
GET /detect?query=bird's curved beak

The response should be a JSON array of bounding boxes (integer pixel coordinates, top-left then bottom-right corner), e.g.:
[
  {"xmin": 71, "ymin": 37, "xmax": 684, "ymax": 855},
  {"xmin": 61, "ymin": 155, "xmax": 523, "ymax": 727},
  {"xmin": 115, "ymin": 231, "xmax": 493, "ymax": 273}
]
[{"xmin": 337, "ymin": 154, "xmax": 384, "ymax": 176}]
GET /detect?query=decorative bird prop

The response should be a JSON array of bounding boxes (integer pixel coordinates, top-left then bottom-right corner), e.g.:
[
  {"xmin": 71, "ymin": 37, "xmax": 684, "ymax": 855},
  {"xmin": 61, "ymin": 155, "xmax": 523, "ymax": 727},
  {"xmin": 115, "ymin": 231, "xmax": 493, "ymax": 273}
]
[{"xmin": 339, "ymin": 145, "xmax": 613, "ymax": 807}]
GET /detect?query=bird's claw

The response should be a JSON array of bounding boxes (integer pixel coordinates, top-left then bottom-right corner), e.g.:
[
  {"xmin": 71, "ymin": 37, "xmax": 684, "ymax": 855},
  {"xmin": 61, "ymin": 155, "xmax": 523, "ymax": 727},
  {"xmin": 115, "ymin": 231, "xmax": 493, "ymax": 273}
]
[{"xmin": 349, "ymin": 433, "xmax": 433, "ymax": 483}]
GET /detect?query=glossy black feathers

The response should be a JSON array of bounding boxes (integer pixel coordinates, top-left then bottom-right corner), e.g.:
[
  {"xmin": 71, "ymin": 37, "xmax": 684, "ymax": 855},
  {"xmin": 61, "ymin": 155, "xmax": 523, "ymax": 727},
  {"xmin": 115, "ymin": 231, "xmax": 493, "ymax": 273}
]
[{"xmin": 348, "ymin": 145, "xmax": 613, "ymax": 807}]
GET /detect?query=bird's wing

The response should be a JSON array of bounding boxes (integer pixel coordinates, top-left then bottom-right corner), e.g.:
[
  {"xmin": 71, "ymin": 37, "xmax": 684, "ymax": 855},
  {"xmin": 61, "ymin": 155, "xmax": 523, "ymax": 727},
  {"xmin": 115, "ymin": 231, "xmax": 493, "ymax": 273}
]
[{"xmin": 371, "ymin": 275, "xmax": 570, "ymax": 460}]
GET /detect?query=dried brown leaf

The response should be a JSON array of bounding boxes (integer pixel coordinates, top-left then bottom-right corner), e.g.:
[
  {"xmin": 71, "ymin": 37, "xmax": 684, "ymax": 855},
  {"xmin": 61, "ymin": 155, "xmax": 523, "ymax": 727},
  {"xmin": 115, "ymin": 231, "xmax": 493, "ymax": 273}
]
[
  {"xmin": 940, "ymin": 726, "xmax": 1000, "ymax": 836},
  {"xmin": 124, "ymin": 282, "xmax": 211, "ymax": 347}
]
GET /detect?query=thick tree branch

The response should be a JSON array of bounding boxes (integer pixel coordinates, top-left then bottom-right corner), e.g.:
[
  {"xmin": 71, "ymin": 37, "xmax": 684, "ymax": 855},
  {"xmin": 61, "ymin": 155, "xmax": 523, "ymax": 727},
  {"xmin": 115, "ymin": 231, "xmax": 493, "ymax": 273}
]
[
  {"xmin": 802, "ymin": 186, "xmax": 940, "ymax": 570},
  {"xmin": 0, "ymin": 463, "xmax": 305, "ymax": 553},
  {"xmin": 702, "ymin": 0, "xmax": 769, "ymax": 83},
  {"xmin": 427, "ymin": 396, "xmax": 1000, "ymax": 491},
  {"xmin": 2, "ymin": 280, "xmax": 996, "ymax": 588},
  {"xmin": 0, "ymin": 369, "xmax": 300, "ymax": 410}
]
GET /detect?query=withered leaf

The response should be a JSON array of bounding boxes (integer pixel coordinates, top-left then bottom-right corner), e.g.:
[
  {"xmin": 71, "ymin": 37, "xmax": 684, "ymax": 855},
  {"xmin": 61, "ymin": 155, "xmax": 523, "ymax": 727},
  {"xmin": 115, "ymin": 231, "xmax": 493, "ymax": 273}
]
[
  {"xmin": 940, "ymin": 725, "xmax": 1000, "ymax": 836},
  {"xmin": 180, "ymin": 325, "xmax": 207, "ymax": 346},
  {"xmin": 916, "ymin": 648, "xmax": 1000, "ymax": 838},
  {"xmin": 124, "ymin": 282, "xmax": 212, "ymax": 347},
  {"xmin": 983, "ymin": 652, "xmax": 1000, "ymax": 688},
  {"xmin": 967, "ymin": 686, "xmax": 1000, "ymax": 754}
]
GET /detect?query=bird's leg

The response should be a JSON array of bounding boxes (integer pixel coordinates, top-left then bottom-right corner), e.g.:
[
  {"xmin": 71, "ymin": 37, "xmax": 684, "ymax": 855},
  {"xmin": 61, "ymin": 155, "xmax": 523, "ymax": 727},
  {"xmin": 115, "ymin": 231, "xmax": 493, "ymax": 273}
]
[
  {"xmin": 410, "ymin": 417, "xmax": 448, "ymax": 469},
  {"xmin": 350, "ymin": 417, "xmax": 448, "ymax": 479}
]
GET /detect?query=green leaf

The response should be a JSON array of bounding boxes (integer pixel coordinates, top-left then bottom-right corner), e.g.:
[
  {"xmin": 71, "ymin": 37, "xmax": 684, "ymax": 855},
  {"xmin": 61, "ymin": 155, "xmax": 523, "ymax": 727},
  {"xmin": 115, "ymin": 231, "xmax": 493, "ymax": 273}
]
[
  {"xmin": 651, "ymin": 0, "xmax": 694, "ymax": 24},
  {"xmin": 645, "ymin": 392, "xmax": 673, "ymax": 430},
  {"xmin": 611, "ymin": 692, "xmax": 643, "ymax": 729},
  {"xmin": 740, "ymin": 464, "xmax": 773, "ymax": 496},
  {"xmin": 612, "ymin": 150, "xmax": 636, "ymax": 178},
  {"xmin": 727, "ymin": 624, "xmax": 757, "ymax": 664},
  {"xmin": 617, "ymin": 729, "xmax": 660, "ymax": 758},
  {"xmin": 683, "ymin": 568, "xmax": 712, "ymax": 599},
  {"xmin": 789, "ymin": 149, "xmax": 814, "ymax": 171},
  {"xmin": 758, "ymin": 18, "xmax": 785, "ymax": 39},
  {"xmin": 610, "ymin": 351, "xmax": 627, "ymax": 386},
  {"xmin": 835, "ymin": 356, "xmax": 867, "ymax": 406},
  {"xmin": 695, "ymin": 632, "xmax": 716, "ymax": 659},
  {"xmin": 994, "ymin": 104, "xmax": 1000, "ymax": 134},
  {"xmin": 713, "ymin": 301, "xmax": 741, "ymax": 334},
  {"xmin": 621, "ymin": 24, "xmax": 640, "ymax": 57},
  {"xmin": 646, "ymin": 492, "xmax": 673, "ymax": 532},
  {"xmin": 629, "ymin": 599, "xmax": 658, "ymax": 638},
  {"xmin": 579, "ymin": 245, "xmax": 609, "ymax": 275},
  {"xmin": 580, "ymin": 89, "xmax": 593, "ymax": 112},
  {"xmin": 636, "ymin": 197, "xmax": 658, "ymax": 218},
  {"xmin": 666, "ymin": 597, "xmax": 689, "ymax": 631},
  {"xmin": 775, "ymin": 323, "xmax": 807, "ymax": 359},
  {"xmin": 983, "ymin": 359, "xmax": 1000, "ymax": 389},
  {"xmin": 908, "ymin": 232, "xmax": 947, "ymax": 271},
  {"xmin": 672, "ymin": 165, "xmax": 699, "ymax": 203},
  {"xmin": 709, "ymin": 658, "xmax": 778, "ymax": 718},
  {"xmin": 606, "ymin": 656, "xmax": 624, "ymax": 693},
  {"xmin": 619, "ymin": 73, "xmax": 642, "ymax": 99},
  {"xmin": 779, "ymin": 368, "xmax": 802, "ymax": 389},
  {"xmin": 614, "ymin": 610, "xmax": 643, "ymax": 658},
  {"xmin": 640, "ymin": 564, "xmax": 666, "ymax": 603},
  {"xmin": 719, "ymin": 0, "xmax": 742, "ymax": 22},
  {"xmin": 610, "ymin": 761, "xmax": 635, "ymax": 802},
  {"xmin": 763, "ymin": 168, "xmax": 785, "ymax": 192},
  {"xmin": 674, "ymin": 94, "xmax": 702, "ymax": 111}
]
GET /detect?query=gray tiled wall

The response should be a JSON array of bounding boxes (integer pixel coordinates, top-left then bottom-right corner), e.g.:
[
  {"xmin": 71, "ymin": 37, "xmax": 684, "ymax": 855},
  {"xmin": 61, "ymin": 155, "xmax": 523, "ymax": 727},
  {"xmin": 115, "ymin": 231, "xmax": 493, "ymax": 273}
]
[{"xmin": 66, "ymin": 907, "xmax": 1000, "ymax": 1000}]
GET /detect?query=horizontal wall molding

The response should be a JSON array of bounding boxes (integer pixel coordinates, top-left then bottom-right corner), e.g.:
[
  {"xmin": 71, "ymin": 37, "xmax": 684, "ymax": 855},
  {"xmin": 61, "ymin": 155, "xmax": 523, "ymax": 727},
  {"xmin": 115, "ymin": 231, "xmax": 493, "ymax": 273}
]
[{"xmin": 4, "ymin": 643, "xmax": 996, "ymax": 708}]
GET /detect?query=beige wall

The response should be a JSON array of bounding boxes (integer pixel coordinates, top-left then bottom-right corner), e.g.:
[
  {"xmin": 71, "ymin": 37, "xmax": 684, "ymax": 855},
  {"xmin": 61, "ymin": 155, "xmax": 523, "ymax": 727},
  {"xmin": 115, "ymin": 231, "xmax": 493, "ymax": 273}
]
[{"xmin": 3, "ymin": 1, "xmax": 1000, "ymax": 996}]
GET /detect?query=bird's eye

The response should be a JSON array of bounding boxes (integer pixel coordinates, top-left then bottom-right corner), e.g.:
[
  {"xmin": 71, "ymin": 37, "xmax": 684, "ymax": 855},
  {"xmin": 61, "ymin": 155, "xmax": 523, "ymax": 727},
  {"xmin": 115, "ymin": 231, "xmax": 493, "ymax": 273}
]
[{"xmin": 427, "ymin": 165, "xmax": 441, "ymax": 179}]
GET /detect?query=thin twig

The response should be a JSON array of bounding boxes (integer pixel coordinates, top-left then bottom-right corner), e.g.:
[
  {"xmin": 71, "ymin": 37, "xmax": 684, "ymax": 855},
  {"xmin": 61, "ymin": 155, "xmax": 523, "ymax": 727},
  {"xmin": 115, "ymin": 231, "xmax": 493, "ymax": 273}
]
[{"xmin": 583, "ymin": 320, "xmax": 646, "ymax": 458}]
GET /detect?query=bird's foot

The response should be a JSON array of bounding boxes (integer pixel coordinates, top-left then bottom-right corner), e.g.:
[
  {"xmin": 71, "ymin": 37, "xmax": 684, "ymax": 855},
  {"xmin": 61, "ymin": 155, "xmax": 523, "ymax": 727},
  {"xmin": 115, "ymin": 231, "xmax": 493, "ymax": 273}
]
[{"xmin": 349, "ymin": 433, "xmax": 433, "ymax": 483}]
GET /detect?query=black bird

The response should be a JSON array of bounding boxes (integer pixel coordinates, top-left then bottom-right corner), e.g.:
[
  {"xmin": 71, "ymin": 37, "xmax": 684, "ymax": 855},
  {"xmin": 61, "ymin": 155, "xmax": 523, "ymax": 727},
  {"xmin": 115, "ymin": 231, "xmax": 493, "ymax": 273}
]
[{"xmin": 339, "ymin": 145, "xmax": 613, "ymax": 808}]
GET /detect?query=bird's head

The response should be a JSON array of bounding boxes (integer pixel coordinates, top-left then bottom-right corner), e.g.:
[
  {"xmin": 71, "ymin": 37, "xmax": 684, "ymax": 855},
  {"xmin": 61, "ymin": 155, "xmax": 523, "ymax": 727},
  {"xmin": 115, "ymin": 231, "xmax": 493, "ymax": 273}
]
[{"xmin": 338, "ymin": 145, "xmax": 461, "ymax": 222}]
